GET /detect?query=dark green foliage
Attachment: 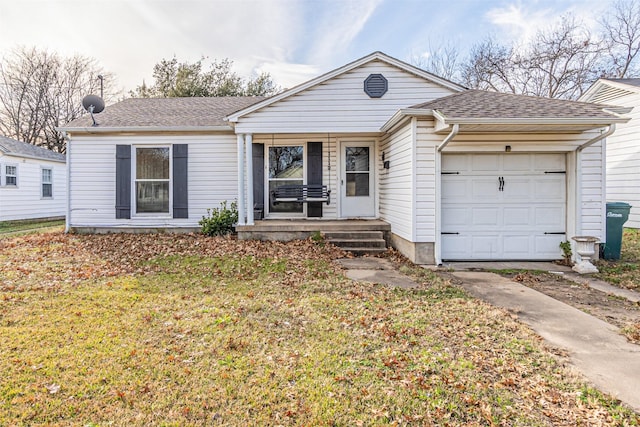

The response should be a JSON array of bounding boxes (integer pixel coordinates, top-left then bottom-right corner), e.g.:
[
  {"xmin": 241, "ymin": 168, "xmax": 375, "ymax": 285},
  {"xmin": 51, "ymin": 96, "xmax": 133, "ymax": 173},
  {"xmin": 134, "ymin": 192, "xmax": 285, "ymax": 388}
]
[{"xmin": 199, "ymin": 201, "xmax": 239, "ymax": 236}]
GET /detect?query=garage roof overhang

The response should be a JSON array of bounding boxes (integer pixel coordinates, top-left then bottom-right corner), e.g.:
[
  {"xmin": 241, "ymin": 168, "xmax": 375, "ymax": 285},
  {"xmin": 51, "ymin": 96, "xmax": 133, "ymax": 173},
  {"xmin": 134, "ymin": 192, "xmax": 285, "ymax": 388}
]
[{"xmin": 430, "ymin": 109, "xmax": 630, "ymax": 134}]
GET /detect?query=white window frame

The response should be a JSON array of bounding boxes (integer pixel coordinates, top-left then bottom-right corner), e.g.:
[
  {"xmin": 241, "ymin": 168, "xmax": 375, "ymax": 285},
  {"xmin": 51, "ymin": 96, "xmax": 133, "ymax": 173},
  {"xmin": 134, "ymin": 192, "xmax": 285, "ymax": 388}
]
[
  {"xmin": 4, "ymin": 163, "xmax": 18, "ymax": 187},
  {"xmin": 132, "ymin": 145, "xmax": 172, "ymax": 218},
  {"xmin": 41, "ymin": 167, "xmax": 53, "ymax": 199}
]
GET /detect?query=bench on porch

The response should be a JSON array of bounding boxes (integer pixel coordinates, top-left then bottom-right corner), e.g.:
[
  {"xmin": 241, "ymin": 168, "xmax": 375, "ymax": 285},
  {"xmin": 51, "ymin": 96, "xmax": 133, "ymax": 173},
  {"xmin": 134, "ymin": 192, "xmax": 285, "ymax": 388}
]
[{"xmin": 271, "ymin": 184, "xmax": 331, "ymax": 205}]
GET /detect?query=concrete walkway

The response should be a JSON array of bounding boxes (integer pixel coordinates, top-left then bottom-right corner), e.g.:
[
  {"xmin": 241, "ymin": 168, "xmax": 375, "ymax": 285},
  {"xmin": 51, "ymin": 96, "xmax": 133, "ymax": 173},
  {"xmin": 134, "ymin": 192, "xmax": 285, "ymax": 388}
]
[
  {"xmin": 452, "ymin": 270, "xmax": 640, "ymax": 413},
  {"xmin": 340, "ymin": 258, "xmax": 640, "ymax": 413},
  {"xmin": 336, "ymin": 257, "xmax": 418, "ymax": 289}
]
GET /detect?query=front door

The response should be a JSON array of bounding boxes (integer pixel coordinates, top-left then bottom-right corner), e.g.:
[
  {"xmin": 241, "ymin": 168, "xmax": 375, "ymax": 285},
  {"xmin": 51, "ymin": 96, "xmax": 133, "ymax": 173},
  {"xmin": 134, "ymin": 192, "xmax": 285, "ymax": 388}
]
[{"xmin": 340, "ymin": 141, "xmax": 375, "ymax": 217}]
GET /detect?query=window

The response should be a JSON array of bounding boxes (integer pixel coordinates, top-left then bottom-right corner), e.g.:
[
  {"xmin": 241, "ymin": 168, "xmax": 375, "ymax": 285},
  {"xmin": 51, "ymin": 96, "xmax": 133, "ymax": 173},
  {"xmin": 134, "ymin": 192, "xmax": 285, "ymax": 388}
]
[
  {"xmin": 135, "ymin": 147, "xmax": 170, "ymax": 214},
  {"xmin": 268, "ymin": 146, "xmax": 303, "ymax": 214},
  {"xmin": 42, "ymin": 168, "xmax": 52, "ymax": 198},
  {"xmin": 5, "ymin": 165, "xmax": 17, "ymax": 186}
]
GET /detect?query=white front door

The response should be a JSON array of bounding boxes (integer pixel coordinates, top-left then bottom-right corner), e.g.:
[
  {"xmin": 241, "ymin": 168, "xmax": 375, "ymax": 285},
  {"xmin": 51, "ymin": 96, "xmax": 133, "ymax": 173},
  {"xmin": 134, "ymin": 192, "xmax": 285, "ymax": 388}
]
[
  {"xmin": 340, "ymin": 141, "xmax": 375, "ymax": 217},
  {"xmin": 441, "ymin": 153, "xmax": 567, "ymax": 260}
]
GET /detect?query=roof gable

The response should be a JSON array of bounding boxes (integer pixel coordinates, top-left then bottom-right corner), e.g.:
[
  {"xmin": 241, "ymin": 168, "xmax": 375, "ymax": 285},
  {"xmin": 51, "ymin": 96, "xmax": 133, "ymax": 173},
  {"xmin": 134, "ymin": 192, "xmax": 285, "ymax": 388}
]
[
  {"xmin": 0, "ymin": 135, "xmax": 65, "ymax": 162},
  {"xmin": 581, "ymin": 78, "xmax": 640, "ymax": 104},
  {"xmin": 226, "ymin": 51, "xmax": 466, "ymax": 122}
]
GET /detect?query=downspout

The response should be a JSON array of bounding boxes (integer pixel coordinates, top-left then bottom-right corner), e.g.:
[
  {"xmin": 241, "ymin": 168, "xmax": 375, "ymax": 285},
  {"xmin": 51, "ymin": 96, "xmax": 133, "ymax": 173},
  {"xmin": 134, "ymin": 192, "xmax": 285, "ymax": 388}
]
[
  {"xmin": 437, "ymin": 123, "xmax": 459, "ymax": 152},
  {"xmin": 435, "ymin": 123, "xmax": 459, "ymax": 265},
  {"xmin": 62, "ymin": 131, "xmax": 71, "ymax": 233},
  {"xmin": 577, "ymin": 124, "xmax": 615, "ymax": 152}
]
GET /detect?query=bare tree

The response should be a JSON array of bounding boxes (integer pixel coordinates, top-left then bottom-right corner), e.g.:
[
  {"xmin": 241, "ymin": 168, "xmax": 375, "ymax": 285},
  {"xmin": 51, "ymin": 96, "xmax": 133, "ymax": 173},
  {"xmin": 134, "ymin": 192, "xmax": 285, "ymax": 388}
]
[
  {"xmin": 522, "ymin": 16, "xmax": 605, "ymax": 99},
  {"xmin": 600, "ymin": 0, "xmax": 640, "ymax": 77},
  {"xmin": 0, "ymin": 46, "xmax": 115, "ymax": 152},
  {"xmin": 461, "ymin": 36, "xmax": 519, "ymax": 93},
  {"xmin": 411, "ymin": 40, "xmax": 462, "ymax": 82},
  {"xmin": 461, "ymin": 16, "xmax": 605, "ymax": 99}
]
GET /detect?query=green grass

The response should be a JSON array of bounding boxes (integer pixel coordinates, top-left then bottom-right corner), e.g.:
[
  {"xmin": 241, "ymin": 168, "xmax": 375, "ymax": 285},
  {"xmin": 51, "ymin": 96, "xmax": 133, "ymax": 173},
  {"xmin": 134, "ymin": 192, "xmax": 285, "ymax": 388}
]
[
  {"xmin": 0, "ymin": 218, "xmax": 64, "ymax": 236},
  {"xmin": 0, "ymin": 233, "xmax": 638, "ymax": 426},
  {"xmin": 596, "ymin": 228, "xmax": 640, "ymax": 291}
]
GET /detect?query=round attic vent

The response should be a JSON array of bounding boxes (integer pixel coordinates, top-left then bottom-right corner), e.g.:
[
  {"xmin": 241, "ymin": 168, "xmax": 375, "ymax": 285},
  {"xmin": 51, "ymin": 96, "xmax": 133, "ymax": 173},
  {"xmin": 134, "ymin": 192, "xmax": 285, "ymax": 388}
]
[{"xmin": 364, "ymin": 74, "xmax": 388, "ymax": 98}]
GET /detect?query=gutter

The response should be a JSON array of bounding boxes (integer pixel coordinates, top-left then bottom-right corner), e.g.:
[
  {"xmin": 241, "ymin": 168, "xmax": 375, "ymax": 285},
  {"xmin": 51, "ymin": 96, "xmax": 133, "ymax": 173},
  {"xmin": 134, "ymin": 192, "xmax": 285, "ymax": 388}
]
[
  {"xmin": 2, "ymin": 152, "xmax": 66, "ymax": 164},
  {"xmin": 56, "ymin": 125, "xmax": 233, "ymax": 134}
]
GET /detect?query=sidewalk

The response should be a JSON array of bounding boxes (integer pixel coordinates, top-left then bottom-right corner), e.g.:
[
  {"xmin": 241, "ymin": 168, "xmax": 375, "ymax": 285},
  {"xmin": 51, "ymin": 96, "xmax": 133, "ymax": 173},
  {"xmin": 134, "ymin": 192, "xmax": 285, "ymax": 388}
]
[
  {"xmin": 339, "ymin": 258, "xmax": 640, "ymax": 413},
  {"xmin": 451, "ymin": 270, "xmax": 640, "ymax": 413}
]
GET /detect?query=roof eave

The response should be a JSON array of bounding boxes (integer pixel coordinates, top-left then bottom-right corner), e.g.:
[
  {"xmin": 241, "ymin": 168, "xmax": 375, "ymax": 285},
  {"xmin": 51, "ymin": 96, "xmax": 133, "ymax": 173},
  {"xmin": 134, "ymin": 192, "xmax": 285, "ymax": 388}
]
[
  {"xmin": 58, "ymin": 125, "xmax": 234, "ymax": 134},
  {"xmin": 2, "ymin": 151, "xmax": 65, "ymax": 163},
  {"xmin": 380, "ymin": 108, "xmax": 434, "ymax": 132},
  {"xmin": 440, "ymin": 117, "xmax": 629, "ymax": 125}
]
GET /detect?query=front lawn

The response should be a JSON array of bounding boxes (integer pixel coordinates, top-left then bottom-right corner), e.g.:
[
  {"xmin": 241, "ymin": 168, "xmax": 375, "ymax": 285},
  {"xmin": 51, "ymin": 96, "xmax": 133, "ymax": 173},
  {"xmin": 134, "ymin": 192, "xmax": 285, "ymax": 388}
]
[
  {"xmin": 596, "ymin": 228, "xmax": 640, "ymax": 291},
  {"xmin": 0, "ymin": 233, "xmax": 637, "ymax": 425},
  {"xmin": 0, "ymin": 219, "xmax": 64, "ymax": 237}
]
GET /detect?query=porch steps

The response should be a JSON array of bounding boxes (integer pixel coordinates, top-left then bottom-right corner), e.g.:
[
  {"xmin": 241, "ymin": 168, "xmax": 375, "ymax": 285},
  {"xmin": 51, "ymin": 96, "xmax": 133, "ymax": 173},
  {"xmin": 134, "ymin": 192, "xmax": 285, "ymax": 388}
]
[{"xmin": 323, "ymin": 231, "xmax": 388, "ymax": 256}]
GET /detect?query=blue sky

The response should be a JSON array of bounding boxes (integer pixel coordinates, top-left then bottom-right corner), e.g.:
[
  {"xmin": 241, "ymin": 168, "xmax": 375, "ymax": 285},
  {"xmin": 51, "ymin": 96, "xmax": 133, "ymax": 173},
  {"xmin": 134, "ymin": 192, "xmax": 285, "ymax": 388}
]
[{"xmin": 0, "ymin": 0, "xmax": 615, "ymax": 93}]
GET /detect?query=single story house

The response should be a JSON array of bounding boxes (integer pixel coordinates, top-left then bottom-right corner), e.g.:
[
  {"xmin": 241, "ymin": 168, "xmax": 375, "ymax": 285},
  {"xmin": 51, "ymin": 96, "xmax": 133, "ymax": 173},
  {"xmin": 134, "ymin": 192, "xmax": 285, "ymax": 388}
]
[
  {"xmin": 59, "ymin": 52, "xmax": 629, "ymax": 264},
  {"xmin": 0, "ymin": 135, "xmax": 66, "ymax": 222},
  {"xmin": 580, "ymin": 78, "xmax": 639, "ymax": 228}
]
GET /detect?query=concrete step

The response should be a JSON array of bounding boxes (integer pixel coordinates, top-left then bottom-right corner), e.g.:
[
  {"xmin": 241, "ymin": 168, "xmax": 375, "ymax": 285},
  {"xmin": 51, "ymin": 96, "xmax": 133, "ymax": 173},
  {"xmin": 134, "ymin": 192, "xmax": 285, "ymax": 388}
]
[
  {"xmin": 325, "ymin": 238, "xmax": 387, "ymax": 249},
  {"xmin": 323, "ymin": 231, "xmax": 384, "ymax": 240},
  {"xmin": 347, "ymin": 247, "xmax": 389, "ymax": 257},
  {"xmin": 324, "ymin": 230, "xmax": 388, "ymax": 256}
]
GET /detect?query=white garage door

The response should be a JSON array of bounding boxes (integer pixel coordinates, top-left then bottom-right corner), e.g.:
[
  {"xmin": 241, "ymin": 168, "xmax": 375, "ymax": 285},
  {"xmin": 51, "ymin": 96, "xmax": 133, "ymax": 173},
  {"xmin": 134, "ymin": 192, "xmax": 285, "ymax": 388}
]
[{"xmin": 441, "ymin": 153, "xmax": 566, "ymax": 260}]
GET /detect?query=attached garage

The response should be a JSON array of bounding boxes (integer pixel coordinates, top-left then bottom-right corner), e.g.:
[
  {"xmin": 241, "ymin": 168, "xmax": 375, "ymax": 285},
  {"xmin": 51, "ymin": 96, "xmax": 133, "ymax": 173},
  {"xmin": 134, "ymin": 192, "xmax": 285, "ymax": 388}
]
[{"xmin": 441, "ymin": 153, "xmax": 567, "ymax": 260}]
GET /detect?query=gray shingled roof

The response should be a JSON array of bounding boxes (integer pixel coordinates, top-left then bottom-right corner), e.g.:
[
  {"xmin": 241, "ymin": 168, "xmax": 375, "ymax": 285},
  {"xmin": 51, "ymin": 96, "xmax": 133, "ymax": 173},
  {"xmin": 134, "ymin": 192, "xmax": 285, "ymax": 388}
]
[
  {"xmin": 62, "ymin": 96, "xmax": 265, "ymax": 129},
  {"xmin": 0, "ymin": 135, "xmax": 65, "ymax": 162},
  {"xmin": 606, "ymin": 78, "xmax": 640, "ymax": 88},
  {"xmin": 411, "ymin": 90, "xmax": 620, "ymax": 120}
]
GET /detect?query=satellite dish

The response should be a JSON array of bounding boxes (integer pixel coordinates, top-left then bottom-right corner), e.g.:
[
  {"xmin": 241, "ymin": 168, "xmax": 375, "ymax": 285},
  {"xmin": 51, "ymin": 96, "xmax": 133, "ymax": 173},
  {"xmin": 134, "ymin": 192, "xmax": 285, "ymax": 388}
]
[{"xmin": 82, "ymin": 94, "xmax": 105, "ymax": 126}]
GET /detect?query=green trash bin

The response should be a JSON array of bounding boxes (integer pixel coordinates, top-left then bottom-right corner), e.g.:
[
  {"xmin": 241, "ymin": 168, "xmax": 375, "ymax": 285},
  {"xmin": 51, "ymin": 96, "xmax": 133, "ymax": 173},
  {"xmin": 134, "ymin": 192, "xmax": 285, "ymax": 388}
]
[{"xmin": 601, "ymin": 202, "xmax": 632, "ymax": 260}]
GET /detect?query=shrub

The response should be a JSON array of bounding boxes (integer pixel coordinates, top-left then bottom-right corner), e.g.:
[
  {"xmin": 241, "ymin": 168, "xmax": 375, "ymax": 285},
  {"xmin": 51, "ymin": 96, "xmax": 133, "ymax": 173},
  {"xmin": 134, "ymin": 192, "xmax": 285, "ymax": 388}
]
[{"xmin": 199, "ymin": 201, "xmax": 239, "ymax": 236}]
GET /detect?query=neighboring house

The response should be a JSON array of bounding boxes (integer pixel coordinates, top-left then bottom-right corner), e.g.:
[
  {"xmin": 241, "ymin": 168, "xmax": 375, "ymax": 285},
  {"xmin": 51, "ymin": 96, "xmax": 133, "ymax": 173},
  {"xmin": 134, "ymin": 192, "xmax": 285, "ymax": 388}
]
[
  {"xmin": 0, "ymin": 135, "xmax": 66, "ymax": 222},
  {"xmin": 59, "ymin": 52, "xmax": 628, "ymax": 264},
  {"xmin": 580, "ymin": 79, "xmax": 640, "ymax": 228}
]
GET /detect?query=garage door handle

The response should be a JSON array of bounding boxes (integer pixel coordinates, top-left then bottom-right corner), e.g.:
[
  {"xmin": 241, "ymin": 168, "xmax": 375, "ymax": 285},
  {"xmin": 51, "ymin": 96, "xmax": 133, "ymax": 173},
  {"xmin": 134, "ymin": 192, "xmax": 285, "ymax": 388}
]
[{"xmin": 498, "ymin": 176, "xmax": 504, "ymax": 191}]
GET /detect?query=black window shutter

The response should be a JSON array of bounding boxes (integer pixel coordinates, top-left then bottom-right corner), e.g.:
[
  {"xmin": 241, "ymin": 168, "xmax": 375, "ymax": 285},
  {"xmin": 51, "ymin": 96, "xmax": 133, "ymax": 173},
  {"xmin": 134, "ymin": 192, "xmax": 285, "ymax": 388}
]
[
  {"xmin": 173, "ymin": 144, "xmax": 188, "ymax": 218},
  {"xmin": 115, "ymin": 145, "xmax": 131, "ymax": 219},
  {"xmin": 307, "ymin": 142, "xmax": 323, "ymax": 217},
  {"xmin": 252, "ymin": 144, "xmax": 264, "ymax": 215}
]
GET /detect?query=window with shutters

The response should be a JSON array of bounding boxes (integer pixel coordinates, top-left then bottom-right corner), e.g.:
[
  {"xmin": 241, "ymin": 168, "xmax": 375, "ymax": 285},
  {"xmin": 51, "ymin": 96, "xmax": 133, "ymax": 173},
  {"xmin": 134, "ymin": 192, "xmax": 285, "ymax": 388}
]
[{"xmin": 134, "ymin": 146, "xmax": 171, "ymax": 214}]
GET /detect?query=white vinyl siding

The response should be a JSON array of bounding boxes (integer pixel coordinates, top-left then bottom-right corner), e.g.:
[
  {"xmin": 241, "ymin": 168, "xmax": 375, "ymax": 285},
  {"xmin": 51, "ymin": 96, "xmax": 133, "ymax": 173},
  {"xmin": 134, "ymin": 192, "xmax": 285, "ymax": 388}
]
[
  {"xmin": 379, "ymin": 120, "xmax": 414, "ymax": 240},
  {"xmin": 68, "ymin": 134, "xmax": 238, "ymax": 228},
  {"xmin": 235, "ymin": 60, "xmax": 456, "ymax": 134},
  {"xmin": 0, "ymin": 155, "xmax": 65, "ymax": 221},
  {"xmin": 601, "ymin": 91, "xmax": 640, "ymax": 228},
  {"xmin": 415, "ymin": 119, "xmax": 440, "ymax": 241},
  {"xmin": 580, "ymin": 141, "xmax": 605, "ymax": 238}
]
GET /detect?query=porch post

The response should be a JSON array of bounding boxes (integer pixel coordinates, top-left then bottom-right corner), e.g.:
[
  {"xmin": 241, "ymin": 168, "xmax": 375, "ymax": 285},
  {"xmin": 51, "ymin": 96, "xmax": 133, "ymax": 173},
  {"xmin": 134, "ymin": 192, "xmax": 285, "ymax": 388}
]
[
  {"xmin": 246, "ymin": 133, "xmax": 254, "ymax": 224},
  {"xmin": 237, "ymin": 134, "xmax": 246, "ymax": 225}
]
